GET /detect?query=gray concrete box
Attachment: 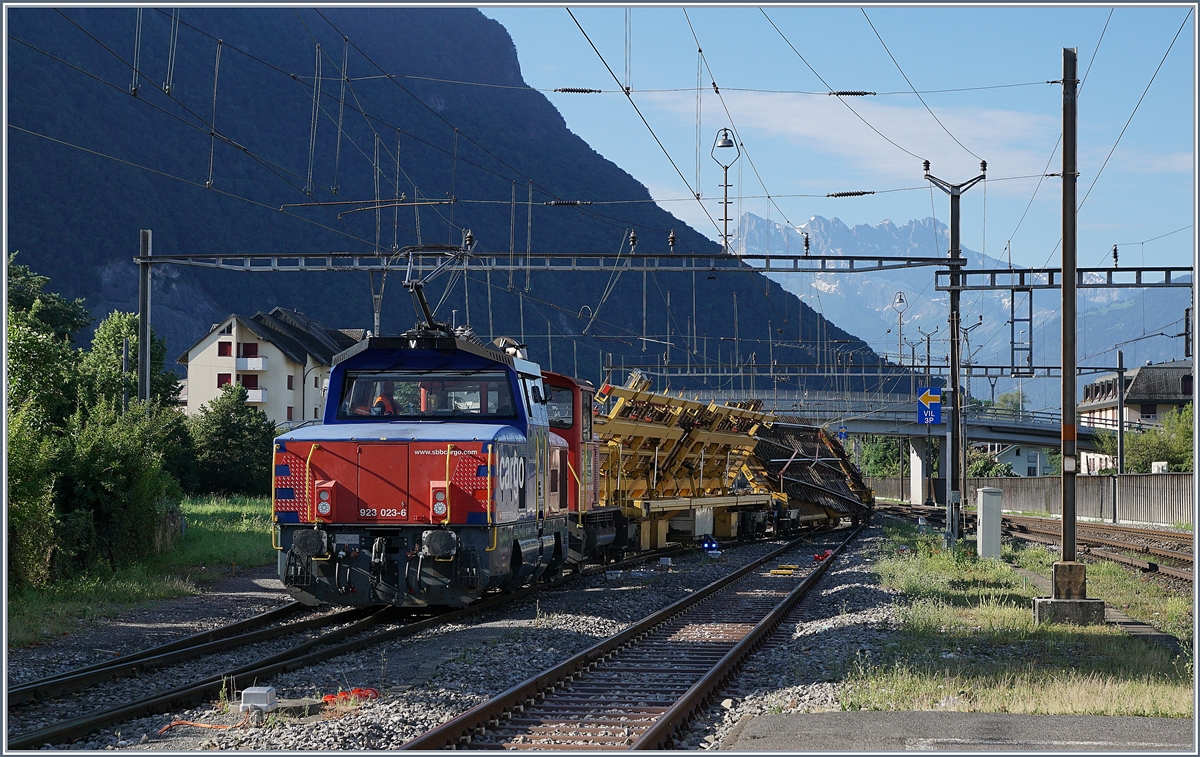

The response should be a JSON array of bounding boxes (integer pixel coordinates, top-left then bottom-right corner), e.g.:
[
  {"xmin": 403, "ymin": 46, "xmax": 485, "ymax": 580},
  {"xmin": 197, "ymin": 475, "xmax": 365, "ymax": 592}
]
[
  {"xmin": 240, "ymin": 686, "xmax": 278, "ymax": 713},
  {"xmin": 976, "ymin": 487, "xmax": 1002, "ymax": 558}
]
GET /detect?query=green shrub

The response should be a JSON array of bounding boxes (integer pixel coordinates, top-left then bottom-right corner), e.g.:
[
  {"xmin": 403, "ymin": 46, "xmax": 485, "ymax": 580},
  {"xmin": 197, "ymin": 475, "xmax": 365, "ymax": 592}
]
[
  {"xmin": 6, "ymin": 405, "xmax": 60, "ymax": 589},
  {"xmin": 52, "ymin": 400, "xmax": 183, "ymax": 576},
  {"xmin": 190, "ymin": 384, "xmax": 277, "ymax": 495}
]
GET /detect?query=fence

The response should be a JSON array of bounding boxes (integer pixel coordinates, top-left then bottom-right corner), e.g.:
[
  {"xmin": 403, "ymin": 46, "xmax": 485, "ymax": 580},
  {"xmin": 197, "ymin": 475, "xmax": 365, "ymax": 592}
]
[{"xmin": 865, "ymin": 474, "xmax": 1193, "ymax": 527}]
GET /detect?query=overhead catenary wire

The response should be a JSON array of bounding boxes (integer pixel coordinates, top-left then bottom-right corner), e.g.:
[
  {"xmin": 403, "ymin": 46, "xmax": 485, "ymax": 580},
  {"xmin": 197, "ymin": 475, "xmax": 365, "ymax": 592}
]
[
  {"xmin": 565, "ymin": 7, "xmax": 722, "ymax": 238},
  {"xmin": 205, "ymin": 38, "xmax": 223, "ymax": 189},
  {"xmin": 163, "ymin": 7, "xmax": 179, "ymax": 94},
  {"xmin": 861, "ymin": 8, "xmax": 984, "ymax": 162},
  {"xmin": 1077, "ymin": 7, "xmax": 1193, "ymax": 212},
  {"xmin": 760, "ymin": 8, "xmax": 925, "ymax": 162},
  {"xmin": 11, "ymin": 27, "xmax": 374, "ymax": 244}
]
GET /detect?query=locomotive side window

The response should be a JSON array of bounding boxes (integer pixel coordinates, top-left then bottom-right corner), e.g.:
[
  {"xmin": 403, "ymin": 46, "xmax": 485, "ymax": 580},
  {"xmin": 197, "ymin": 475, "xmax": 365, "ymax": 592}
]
[
  {"xmin": 548, "ymin": 387, "xmax": 574, "ymax": 429},
  {"xmin": 581, "ymin": 391, "xmax": 593, "ymax": 441},
  {"xmin": 337, "ymin": 371, "xmax": 519, "ymax": 421}
]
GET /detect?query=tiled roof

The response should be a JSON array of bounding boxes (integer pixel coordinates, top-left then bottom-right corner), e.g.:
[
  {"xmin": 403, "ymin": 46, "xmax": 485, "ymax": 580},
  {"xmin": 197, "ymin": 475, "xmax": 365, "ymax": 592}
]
[{"xmin": 177, "ymin": 308, "xmax": 364, "ymax": 366}]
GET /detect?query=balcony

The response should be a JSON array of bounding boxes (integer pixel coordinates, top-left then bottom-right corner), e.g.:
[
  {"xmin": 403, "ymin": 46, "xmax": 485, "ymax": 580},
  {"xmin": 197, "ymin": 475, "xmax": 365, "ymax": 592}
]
[
  {"xmin": 236, "ymin": 356, "xmax": 268, "ymax": 371},
  {"xmin": 244, "ymin": 388, "xmax": 268, "ymax": 403}
]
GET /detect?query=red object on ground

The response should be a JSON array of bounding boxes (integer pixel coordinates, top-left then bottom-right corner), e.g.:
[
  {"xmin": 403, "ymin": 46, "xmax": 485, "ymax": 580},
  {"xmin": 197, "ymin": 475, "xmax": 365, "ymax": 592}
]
[{"xmin": 322, "ymin": 688, "xmax": 381, "ymax": 704}]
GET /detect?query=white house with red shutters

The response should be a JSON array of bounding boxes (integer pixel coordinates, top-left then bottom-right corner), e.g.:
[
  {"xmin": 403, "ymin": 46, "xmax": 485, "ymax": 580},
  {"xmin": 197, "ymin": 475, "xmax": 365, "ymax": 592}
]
[{"xmin": 177, "ymin": 307, "xmax": 365, "ymax": 427}]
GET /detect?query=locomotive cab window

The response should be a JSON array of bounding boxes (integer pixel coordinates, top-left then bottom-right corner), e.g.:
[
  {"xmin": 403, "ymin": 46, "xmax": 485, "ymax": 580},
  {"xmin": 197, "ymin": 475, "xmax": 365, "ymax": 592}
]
[
  {"xmin": 337, "ymin": 370, "xmax": 519, "ymax": 421},
  {"xmin": 581, "ymin": 391, "xmax": 594, "ymax": 441},
  {"xmin": 548, "ymin": 386, "xmax": 574, "ymax": 429}
]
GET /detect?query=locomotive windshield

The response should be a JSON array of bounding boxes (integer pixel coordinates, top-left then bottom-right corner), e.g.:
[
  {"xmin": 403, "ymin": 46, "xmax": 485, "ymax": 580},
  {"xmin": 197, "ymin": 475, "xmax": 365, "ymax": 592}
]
[
  {"xmin": 547, "ymin": 386, "xmax": 574, "ymax": 429},
  {"xmin": 337, "ymin": 370, "xmax": 519, "ymax": 421}
]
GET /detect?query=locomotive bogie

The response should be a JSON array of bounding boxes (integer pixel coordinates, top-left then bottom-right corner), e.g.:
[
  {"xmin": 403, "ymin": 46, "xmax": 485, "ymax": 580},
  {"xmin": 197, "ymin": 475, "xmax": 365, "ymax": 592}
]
[{"xmin": 277, "ymin": 519, "xmax": 567, "ymax": 607}]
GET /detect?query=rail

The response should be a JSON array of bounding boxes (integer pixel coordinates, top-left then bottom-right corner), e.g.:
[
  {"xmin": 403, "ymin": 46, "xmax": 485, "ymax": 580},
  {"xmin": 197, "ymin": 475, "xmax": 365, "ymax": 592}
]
[{"xmin": 401, "ymin": 526, "xmax": 863, "ymax": 750}]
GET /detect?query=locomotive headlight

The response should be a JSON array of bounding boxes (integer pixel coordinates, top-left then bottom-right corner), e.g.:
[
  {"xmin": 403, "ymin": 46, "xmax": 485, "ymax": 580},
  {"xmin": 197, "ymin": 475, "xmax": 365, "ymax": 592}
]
[
  {"xmin": 434, "ymin": 490, "xmax": 446, "ymax": 502},
  {"xmin": 317, "ymin": 501, "xmax": 332, "ymax": 516},
  {"xmin": 432, "ymin": 501, "xmax": 448, "ymax": 516},
  {"xmin": 318, "ymin": 490, "xmax": 331, "ymax": 502}
]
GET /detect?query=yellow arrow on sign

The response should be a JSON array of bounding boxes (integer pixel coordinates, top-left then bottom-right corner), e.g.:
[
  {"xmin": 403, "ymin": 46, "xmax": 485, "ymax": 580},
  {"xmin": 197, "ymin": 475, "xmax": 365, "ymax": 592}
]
[{"xmin": 919, "ymin": 389, "xmax": 941, "ymax": 408}]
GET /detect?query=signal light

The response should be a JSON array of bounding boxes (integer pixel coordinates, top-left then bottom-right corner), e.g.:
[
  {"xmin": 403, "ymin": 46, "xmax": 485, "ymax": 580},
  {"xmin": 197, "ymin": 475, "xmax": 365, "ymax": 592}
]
[{"xmin": 317, "ymin": 501, "xmax": 331, "ymax": 516}]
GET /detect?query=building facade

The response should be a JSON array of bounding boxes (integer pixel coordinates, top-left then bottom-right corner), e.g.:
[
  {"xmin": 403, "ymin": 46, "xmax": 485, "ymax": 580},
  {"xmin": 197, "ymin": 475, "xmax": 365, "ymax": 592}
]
[
  {"xmin": 1078, "ymin": 359, "xmax": 1192, "ymax": 474},
  {"xmin": 178, "ymin": 308, "xmax": 364, "ymax": 427}
]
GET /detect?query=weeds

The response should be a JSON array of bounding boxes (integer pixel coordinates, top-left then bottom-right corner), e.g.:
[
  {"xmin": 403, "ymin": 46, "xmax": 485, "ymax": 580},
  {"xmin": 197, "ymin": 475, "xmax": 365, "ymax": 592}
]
[
  {"xmin": 845, "ymin": 523, "xmax": 1193, "ymax": 717},
  {"xmin": 7, "ymin": 494, "xmax": 273, "ymax": 647}
]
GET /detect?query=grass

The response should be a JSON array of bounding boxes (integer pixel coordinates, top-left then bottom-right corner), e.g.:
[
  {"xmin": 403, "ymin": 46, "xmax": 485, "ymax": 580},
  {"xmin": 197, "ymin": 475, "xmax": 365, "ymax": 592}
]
[
  {"xmin": 7, "ymin": 494, "xmax": 275, "ymax": 648},
  {"xmin": 1005, "ymin": 540, "xmax": 1193, "ymax": 648},
  {"xmin": 839, "ymin": 523, "xmax": 1193, "ymax": 717}
]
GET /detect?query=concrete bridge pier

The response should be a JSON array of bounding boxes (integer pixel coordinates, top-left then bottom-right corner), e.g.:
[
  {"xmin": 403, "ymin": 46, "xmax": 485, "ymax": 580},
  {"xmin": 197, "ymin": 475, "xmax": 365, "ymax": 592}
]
[{"xmin": 907, "ymin": 434, "xmax": 946, "ymax": 505}]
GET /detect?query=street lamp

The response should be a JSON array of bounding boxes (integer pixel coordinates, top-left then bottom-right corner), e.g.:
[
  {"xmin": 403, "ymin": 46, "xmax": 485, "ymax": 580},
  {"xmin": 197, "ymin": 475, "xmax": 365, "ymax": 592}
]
[
  {"xmin": 711, "ymin": 128, "xmax": 740, "ymax": 255},
  {"xmin": 890, "ymin": 291, "xmax": 909, "ymax": 368}
]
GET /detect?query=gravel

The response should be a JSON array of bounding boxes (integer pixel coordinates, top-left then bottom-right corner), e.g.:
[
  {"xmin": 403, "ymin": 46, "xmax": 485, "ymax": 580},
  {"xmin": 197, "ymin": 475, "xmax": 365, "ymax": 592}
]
[
  {"xmin": 16, "ymin": 532, "xmax": 855, "ymax": 751},
  {"xmin": 674, "ymin": 524, "xmax": 899, "ymax": 750}
]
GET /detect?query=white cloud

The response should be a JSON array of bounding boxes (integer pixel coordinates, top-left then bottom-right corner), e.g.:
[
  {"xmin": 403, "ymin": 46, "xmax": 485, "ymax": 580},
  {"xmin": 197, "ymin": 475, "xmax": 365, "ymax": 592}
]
[
  {"xmin": 638, "ymin": 90, "xmax": 1061, "ymax": 193},
  {"xmin": 1110, "ymin": 149, "xmax": 1194, "ymax": 174}
]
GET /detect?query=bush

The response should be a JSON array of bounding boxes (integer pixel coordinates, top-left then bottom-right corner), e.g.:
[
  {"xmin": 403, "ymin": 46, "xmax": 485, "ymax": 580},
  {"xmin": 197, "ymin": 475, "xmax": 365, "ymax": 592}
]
[
  {"xmin": 6, "ymin": 306, "xmax": 80, "ymax": 428},
  {"xmin": 6, "ymin": 405, "xmax": 60, "ymax": 589},
  {"xmin": 52, "ymin": 400, "xmax": 184, "ymax": 577},
  {"xmin": 190, "ymin": 384, "xmax": 277, "ymax": 495}
]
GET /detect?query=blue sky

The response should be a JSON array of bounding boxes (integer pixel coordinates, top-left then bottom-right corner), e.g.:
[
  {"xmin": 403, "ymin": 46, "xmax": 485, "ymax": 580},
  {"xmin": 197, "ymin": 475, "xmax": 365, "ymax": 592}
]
[{"xmin": 482, "ymin": 4, "xmax": 1195, "ymax": 270}]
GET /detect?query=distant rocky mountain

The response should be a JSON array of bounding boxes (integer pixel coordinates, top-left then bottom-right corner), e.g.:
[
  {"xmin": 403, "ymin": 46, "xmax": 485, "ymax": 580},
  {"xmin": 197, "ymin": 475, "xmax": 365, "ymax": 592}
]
[
  {"xmin": 735, "ymin": 213, "xmax": 1190, "ymax": 409},
  {"xmin": 7, "ymin": 7, "xmax": 883, "ymax": 394}
]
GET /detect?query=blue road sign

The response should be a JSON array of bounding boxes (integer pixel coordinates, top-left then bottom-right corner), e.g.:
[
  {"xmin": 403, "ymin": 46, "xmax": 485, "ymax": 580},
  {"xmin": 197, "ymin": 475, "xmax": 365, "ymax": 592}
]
[
  {"xmin": 917, "ymin": 386, "xmax": 942, "ymax": 424},
  {"xmin": 837, "ymin": 426, "xmax": 848, "ymax": 441}
]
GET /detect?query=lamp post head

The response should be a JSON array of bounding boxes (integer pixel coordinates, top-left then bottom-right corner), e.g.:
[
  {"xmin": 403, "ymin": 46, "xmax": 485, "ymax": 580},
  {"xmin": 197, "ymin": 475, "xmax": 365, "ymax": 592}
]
[
  {"xmin": 711, "ymin": 128, "xmax": 740, "ymax": 167},
  {"xmin": 892, "ymin": 291, "xmax": 908, "ymax": 312}
]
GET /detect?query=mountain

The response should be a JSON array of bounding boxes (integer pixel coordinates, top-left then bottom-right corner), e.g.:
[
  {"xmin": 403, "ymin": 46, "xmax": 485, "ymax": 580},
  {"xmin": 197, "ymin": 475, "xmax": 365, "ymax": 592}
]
[
  {"xmin": 736, "ymin": 213, "xmax": 1191, "ymax": 409},
  {"xmin": 6, "ymin": 7, "xmax": 889, "ymax": 394}
]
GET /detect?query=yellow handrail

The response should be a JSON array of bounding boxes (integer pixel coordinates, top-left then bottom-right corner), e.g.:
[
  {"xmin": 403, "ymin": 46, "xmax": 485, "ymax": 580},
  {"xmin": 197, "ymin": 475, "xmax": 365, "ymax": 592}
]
[
  {"xmin": 566, "ymin": 458, "xmax": 584, "ymax": 528},
  {"xmin": 485, "ymin": 445, "xmax": 498, "ymax": 552}
]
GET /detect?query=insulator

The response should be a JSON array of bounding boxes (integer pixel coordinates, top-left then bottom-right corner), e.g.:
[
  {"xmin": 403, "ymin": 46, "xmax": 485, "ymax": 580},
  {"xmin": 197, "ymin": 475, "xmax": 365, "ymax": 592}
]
[
  {"xmin": 826, "ymin": 190, "xmax": 874, "ymax": 198},
  {"xmin": 553, "ymin": 87, "xmax": 602, "ymax": 94},
  {"xmin": 828, "ymin": 90, "xmax": 875, "ymax": 96},
  {"xmin": 543, "ymin": 199, "xmax": 592, "ymax": 206}
]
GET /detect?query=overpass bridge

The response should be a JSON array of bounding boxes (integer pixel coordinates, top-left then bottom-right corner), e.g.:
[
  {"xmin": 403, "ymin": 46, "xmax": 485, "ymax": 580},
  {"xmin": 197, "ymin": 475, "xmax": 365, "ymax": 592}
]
[{"xmin": 700, "ymin": 390, "xmax": 1098, "ymax": 450}]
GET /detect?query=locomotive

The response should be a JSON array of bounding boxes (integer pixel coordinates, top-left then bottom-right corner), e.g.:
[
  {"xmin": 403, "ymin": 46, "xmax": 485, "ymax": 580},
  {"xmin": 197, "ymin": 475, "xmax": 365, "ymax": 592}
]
[
  {"xmin": 270, "ymin": 249, "xmax": 871, "ymax": 608},
  {"xmin": 272, "ymin": 323, "xmax": 577, "ymax": 608}
]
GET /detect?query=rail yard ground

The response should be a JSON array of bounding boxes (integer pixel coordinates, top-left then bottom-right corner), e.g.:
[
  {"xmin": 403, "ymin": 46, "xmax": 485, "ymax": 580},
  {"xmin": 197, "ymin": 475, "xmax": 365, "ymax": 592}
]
[
  {"xmin": 6, "ymin": 495, "xmax": 275, "ymax": 648},
  {"xmin": 6, "ymin": 518, "xmax": 1193, "ymax": 751}
]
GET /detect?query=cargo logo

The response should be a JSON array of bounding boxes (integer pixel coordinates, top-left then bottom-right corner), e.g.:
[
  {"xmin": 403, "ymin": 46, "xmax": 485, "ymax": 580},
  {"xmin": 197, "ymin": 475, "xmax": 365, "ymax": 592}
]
[{"xmin": 496, "ymin": 447, "xmax": 527, "ymax": 516}]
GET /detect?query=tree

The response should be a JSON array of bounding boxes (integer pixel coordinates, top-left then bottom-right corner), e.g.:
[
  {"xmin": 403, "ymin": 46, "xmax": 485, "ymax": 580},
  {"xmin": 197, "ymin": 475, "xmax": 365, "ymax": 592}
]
[
  {"xmin": 966, "ymin": 446, "xmax": 1014, "ymax": 477},
  {"xmin": 6, "ymin": 305, "xmax": 80, "ymax": 428},
  {"xmin": 859, "ymin": 434, "xmax": 908, "ymax": 478},
  {"xmin": 77, "ymin": 311, "xmax": 180, "ymax": 408},
  {"xmin": 1125, "ymin": 403, "xmax": 1193, "ymax": 473},
  {"xmin": 190, "ymin": 384, "xmax": 277, "ymax": 494},
  {"xmin": 994, "ymin": 390, "xmax": 1027, "ymax": 416},
  {"xmin": 7, "ymin": 252, "xmax": 91, "ymax": 341}
]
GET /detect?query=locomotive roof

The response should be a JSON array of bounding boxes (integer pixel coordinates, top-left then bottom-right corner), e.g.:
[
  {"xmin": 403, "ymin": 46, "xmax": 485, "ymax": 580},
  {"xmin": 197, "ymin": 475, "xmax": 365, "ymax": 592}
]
[{"xmin": 277, "ymin": 421, "xmax": 528, "ymax": 444}]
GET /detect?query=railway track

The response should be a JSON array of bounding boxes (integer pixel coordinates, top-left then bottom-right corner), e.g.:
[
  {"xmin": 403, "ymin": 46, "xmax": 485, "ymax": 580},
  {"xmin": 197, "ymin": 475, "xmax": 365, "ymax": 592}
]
[
  {"xmin": 400, "ymin": 526, "xmax": 862, "ymax": 750},
  {"xmin": 5, "ymin": 538, "xmax": 778, "ymax": 751},
  {"xmin": 878, "ymin": 504, "xmax": 1193, "ymax": 582}
]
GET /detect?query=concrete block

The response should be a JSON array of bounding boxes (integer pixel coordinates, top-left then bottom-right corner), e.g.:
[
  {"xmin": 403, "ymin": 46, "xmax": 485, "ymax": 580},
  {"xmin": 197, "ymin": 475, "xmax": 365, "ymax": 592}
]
[
  {"xmin": 1052, "ymin": 561, "xmax": 1087, "ymax": 599},
  {"xmin": 1033, "ymin": 597, "xmax": 1106, "ymax": 626}
]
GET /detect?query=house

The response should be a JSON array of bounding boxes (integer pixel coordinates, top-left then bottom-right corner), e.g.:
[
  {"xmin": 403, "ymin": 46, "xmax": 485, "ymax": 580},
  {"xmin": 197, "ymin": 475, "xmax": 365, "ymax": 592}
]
[
  {"xmin": 177, "ymin": 308, "xmax": 365, "ymax": 426},
  {"xmin": 1078, "ymin": 358, "xmax": 1192, "ymax": 474},
  {"xmin": 991, "ymin": 444, "xmax": 1055, "ymax": 477}
]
